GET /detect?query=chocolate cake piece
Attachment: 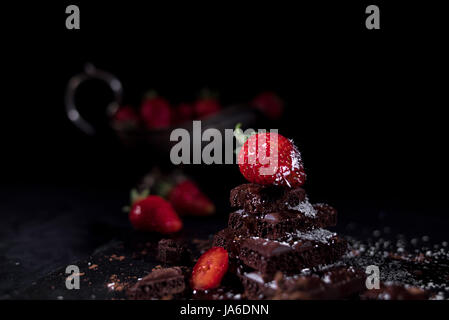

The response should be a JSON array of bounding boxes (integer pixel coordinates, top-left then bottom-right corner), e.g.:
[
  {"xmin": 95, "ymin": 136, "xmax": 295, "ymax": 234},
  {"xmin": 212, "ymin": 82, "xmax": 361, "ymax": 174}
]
[
  {"xmin": 191, "ymin": 287, "xmax": 244, "ymax": 300},
  {"xmin": 228, "ymin": 203, "xmax": 337, "ymax": 239},
  {"xmin": 239, "ymin": 229, "xmax": 347, "ymax": 275},
  {"xmin": 127, "ymin": 267, "xmax": 187, "ymax": 299},
  {"xmin": 360, "ymin": 283, "xmax": 430, "ymax": 300},
  {"xmin": 213, "ymin": 228, "xmax": 246, "ymax": 275},
  {"xmin": 213, "ymin": 228, "xmax": 242, "ymax": 258},
  {"xmin": 214, "ymin": 228, "xmax": 347, "ymax": 275},
  {"xmin": 156, "ymin": 239, "xmax": 192, "ymax": 265},
  {"xmin": 238, "ymin": 265, "xmax": 366, "ymax": 300},
  {"xmin": 230, "ymin": 183, "xmax": 306, "ymax": 214}
]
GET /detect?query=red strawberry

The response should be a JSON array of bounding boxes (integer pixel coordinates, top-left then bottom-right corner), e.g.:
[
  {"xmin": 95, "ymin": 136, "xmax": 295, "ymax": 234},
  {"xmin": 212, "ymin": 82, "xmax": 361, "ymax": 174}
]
[
  {"xmin": 251, "ymin": 92, "xmax": 284, "ymax": 120},
  {"xmin": 112, "ymin": 105, "xmax": 139, "ymax": 128},
  {"xmin": 140, "ymin": 96, "xmax": 171, "ymax": 129},
  {"xmin": 173, "ymin": 103, "xmax": 194, "ymax": 125},
  {"xmin": 190, "ymin": 247, "xmax": 228, "ymax": 290},
  {"xmin": 129, "ymin": 195, "xmax": 182, "ymax": 234},
  {"xmin": 194, "ymin": 98, "xmax": 221, "ymax": 118},
  {"xmin": 236, "ymin": 129, "xmax": 306, "ymax": 188},
  {"xmin": 168, "ymin": 180, "xmax": 215, "ymax": 216}
]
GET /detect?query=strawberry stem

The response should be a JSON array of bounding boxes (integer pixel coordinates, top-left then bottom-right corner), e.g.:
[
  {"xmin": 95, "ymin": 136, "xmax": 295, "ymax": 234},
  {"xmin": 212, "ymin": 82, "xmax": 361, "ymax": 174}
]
[
  {"xmin": 234, "ymin": 123, "xmax": 247, "ymax": 145},
  {"xmin": 130, "ymin": 188, "xmax": 150, "ymax": 205},
  {"xmin": 143, "ymin": 90, "xmax": 158, "ymax": 100},
  {"xmin": 155, "ymin": 181, "xmax": 174, "ymax": 199},
  {"xmin": 234, "ymin": 123, "xmax": 256, "ymax": 145}
]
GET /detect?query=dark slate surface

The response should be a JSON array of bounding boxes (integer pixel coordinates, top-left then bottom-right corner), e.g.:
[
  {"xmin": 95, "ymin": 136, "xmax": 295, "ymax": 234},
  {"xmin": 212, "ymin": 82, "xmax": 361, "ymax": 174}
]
[{"xmin": 1, "ymin": 185, "xmax": 448, "ymax": 300}]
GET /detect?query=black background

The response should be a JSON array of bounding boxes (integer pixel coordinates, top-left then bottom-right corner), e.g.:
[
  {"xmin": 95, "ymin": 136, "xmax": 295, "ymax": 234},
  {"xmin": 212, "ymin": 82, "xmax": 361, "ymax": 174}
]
[
  {"xmin": 3, "ymin": 1, "xmax": 447, "ymax": 211},
  {"xmin": 1, "ymin": 1, "xmax": 448, "ymax": 297}
]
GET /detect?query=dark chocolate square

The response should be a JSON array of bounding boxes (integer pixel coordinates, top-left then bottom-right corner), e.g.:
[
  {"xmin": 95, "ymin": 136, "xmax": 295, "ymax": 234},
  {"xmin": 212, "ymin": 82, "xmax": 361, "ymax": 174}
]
[
  {"xmin": 156, "ymin": 239, "xmax": 192, "ymax": 265},
  {"xmin": 214, "ymin": 228, "xmax": 347, "ymax": 275},
  {"xmin": 239, "ymin": 265, "xmax": 365, "ymax": 300},
  {"xmin": 228, "ymin": 203, "xmax": 337, "ymax": 239},
  {"xmin": 127, "ymin": 267, "xmax": 187, "ymax": 299},
  {"xmin": 230, "ymin": 183, "xmax": 306, "ymax": 214},
  {"xmin": 239, "ymin": 230, "xmax": 347, "ymax": 274}
]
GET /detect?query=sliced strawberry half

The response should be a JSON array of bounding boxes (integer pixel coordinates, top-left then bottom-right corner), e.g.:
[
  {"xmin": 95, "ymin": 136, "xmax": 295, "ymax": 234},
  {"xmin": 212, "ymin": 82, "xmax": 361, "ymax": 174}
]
[{"xmin": 190, "ymin": 247, "xmax": 229, "ymax": 290}]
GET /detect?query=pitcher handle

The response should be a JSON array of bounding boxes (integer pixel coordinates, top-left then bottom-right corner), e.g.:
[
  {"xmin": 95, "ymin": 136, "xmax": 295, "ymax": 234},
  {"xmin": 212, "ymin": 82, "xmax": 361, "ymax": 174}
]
[{"xmin": 64, "ymin": 63, "xmax": 123, "ymax": 135}]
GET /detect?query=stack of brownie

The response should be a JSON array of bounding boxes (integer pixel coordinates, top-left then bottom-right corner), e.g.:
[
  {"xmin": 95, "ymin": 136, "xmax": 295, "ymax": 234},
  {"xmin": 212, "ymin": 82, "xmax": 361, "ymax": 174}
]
[{"xmin": 213, "ymin": 183, "xmax": 365, "ymax": 299}]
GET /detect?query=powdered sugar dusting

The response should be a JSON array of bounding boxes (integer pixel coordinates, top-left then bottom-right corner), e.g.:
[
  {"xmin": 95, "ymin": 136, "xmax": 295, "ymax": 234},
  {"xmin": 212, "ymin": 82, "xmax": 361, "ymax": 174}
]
[
  {"xmin": 244, "ymin": 272, "xmax": 264, "ymax": 283},
  {"xmin": 322, "ymin": 274, "xmax": 332, "ymax": 284},
  {"xmin": 235, "ymin": 209, "xmax": 248, "ymax": 217},
  {"xmin": 287, "ymin": 196, "xmax": 317, "ymax": 217},
  {"xmin": 251, "ymin": 229, "xmax": 336, "ymax": 246},
  {"xmin": 289, "ymin": 140, "xmax": 302, "ymax": 170},
  {"xmin": 244, "ymin": 272, "xmax": 278, "ymax": 289},
  {"xmin": 287, "ymin": 228, "xmax": 336, "ymax": 244}
]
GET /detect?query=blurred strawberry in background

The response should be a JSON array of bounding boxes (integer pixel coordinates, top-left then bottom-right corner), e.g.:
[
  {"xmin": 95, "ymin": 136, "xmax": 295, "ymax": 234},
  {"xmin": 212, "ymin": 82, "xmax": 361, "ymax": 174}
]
[
  {"xmin": 112, "ymin": 89, "xmax": 262, "ymax": 131},
  {"xmin": 168, "ymin": 180, "xmax": 215, "ymax": 216},
  {"xmin": 112, "ymin": 88, "xmax": 228, "ymax": 130},
  {"xmin": 193, "ymin": 89, "xmax": 221, "ymax": 119},
  {"xmin": 194, "ymin": 97, "xmax": 221, "ymax": 119},
  {"xmin": 140, "ymin": 94, "xmax": 172, "ymax": 129},
  {"xmin": 112, "ymin": 105, "xmax": 140, "ymax": 129},
  {"xmin": 136, "ymin": 169, "xmax": 216, "ymax": 217},
  {"xmin": 128, "ymin": 194, "xmax": 183, "ymax": 234},
  {"xmin": 172, "ymin": 103, "xmax": 194, "ymax": 125},
  {"xmin": 251, "ymin": 91, "xmax": 284, "ymax": 120}
]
